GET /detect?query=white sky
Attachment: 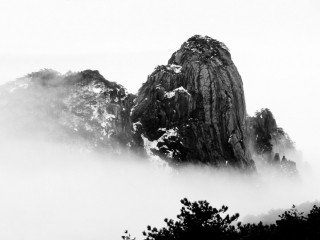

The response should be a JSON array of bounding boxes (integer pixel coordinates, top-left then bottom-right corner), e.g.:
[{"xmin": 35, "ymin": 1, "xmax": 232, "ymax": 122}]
[{"xmin": 1, "ymin": 0, "xmax": 320, "ymax": 165}]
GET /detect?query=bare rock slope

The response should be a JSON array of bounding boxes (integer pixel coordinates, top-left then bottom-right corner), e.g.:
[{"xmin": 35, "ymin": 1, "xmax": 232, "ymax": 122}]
[
  {"xmin": 132, "ymin": 35, "xmax": 255, "ymax": 170},
  {"xmin": 0, "ymin": 69, "xmax": 135, "ymax": 151}
]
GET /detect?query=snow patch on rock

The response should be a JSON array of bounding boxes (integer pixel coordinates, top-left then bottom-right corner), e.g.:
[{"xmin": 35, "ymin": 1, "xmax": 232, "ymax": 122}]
[
  {"xmin": 166, "ymin": 64, "xmax": 182, "ymax": 74},
  {"xmin": 141, "ymin": 134, "xmax": 172, "ymax": 171},
  {"xmin": 132, "ymin": 121, "xmax": 142, "ymax": 133},
  {"xmin": 164, "ymin": 87, "xmax": 191, "ymax": 99},
  {"xmin": 91, "ymin": 85, "xmax": 103, "ymax": 94}
]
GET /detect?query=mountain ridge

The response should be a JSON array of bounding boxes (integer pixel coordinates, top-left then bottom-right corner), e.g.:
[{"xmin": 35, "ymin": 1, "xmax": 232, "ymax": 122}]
[{"xmin": 0, "ymin": 35, "xmax": 297, "ymax": 173}]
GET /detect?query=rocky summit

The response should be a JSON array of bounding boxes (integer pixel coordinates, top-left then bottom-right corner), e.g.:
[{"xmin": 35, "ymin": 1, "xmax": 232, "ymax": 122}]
[
  {"xmin": 131, "ymin": 35, "xmax": 255, "ymax": 170},
  {"xmin": 0, "ymin": 35, "xmax": 264, "ymax": 171}
]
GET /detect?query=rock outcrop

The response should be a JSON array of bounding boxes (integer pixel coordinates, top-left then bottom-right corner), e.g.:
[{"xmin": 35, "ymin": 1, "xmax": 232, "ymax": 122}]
[
  {"xmin": 247, "ymin": 108, "xmax": 295, "ymax": 156},
  {"xmin": 2, "ymin": 36, "xmax": 284, "ymax": 172},
  {"xmin": 0, "ymin": 69, "xmax": 136, "ymax": 151},
  {"xmin": 247, "ymin": 108, "xmax": 297, "ymax": 175},
  {"xmin": 131, "ymin": 35, "xmax": 254, "ymax": 170}
]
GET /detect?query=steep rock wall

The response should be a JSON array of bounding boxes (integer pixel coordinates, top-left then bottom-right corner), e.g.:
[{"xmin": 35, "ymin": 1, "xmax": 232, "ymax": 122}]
[{"xmin": 132, "ymin": 35, "xmax": 254, "ymax": 170}]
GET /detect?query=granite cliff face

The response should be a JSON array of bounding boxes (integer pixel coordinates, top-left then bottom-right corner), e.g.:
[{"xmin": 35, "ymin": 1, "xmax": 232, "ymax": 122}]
[
  {"xmin": 131, "ymin": 35, "xmax": 254, "ymax": 170},
  {"xmin": 0, "ymin": 69, "xmax": 135, "ymax": 151}
]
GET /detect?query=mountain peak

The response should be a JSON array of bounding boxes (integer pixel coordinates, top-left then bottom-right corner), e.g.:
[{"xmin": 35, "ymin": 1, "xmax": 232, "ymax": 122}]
[
  {"xmin": 184, "ymin": 35, "xmax": 229, "ymax": 54},
  {"xmin": 168, "ymin": 35, "xmax": 232, "ymax": 66},
  {"xmin": 132, "ymin": 35, "xmax": 255, "ymax": 170}
]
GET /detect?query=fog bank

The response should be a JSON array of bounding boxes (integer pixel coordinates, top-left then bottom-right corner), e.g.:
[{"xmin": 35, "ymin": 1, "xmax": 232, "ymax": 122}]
[
  {"xmin": 1, "ymin": 75, "xmax": 319, "ymax": 239},
  {"xmin": 0, "ymin": 73, "xmax": 320, "ymax": 240},
  {"xmin": 1, "ymin": 133, "xmax": 319, "ymax": 240}
]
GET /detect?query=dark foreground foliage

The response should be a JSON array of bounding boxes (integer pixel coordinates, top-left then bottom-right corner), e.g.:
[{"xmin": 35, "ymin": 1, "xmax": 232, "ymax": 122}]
[{"xmin": 123, "ymin": 198, "xmax": 320, "ymax": 240}]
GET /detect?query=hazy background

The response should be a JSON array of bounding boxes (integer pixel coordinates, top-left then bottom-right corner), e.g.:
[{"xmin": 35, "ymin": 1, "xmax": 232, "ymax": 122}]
[
  {"xmin": 1, "ymin": 134, "xmax": 319, "ymax": 240},
  {"xmin": 1, "ymin": 0, "xmax": 320, "ymax": 162},
  {"xmin": 1, "ymin": 0, "xmax": 320, "ymax": 239},
  {"xmin": 1, "ymin": 0, "xmax": 319, "ymax": 167}
]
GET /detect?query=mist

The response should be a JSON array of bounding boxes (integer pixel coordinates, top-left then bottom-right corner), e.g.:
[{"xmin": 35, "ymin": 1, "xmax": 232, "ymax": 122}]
[
  {"xmin": 0, "ymin": 71, "xmax": 318, "ymax": 240},
  {"xmin": 1, "ymin": 118, "xmax": 320, "ymax": 240},
  {"xmin": 1, "ymin": 0, "xmax": 319, "ymax": 238}
]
